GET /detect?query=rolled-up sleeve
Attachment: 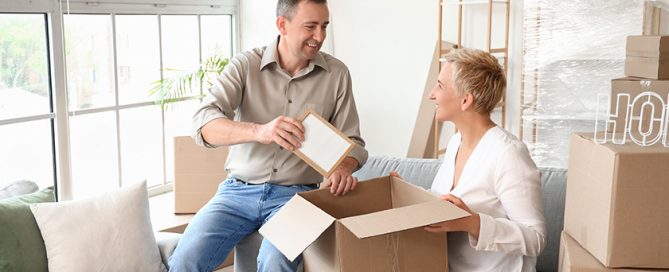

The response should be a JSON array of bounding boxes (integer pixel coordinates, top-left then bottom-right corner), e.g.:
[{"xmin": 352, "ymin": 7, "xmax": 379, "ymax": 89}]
[
  {"xmin": 330, "ymin": 68, "xmax": 368, "ymax": 169},
  {"xmin": 192, "ymin": 56, "xmax": 247, "ymax": 148}
]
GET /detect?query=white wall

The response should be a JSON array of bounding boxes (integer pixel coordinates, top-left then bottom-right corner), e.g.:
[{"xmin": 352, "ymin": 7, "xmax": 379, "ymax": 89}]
[
  {"xmin": 240, "ymin": 0, "xmax": 522, "ymax": 157},
  {"xmin": 239, "ymin": 0, "xmax": 276, "ymax": 50},
  {"xmin": 328, "ymin": 0, "xmax": 437, "ymax": 157}
]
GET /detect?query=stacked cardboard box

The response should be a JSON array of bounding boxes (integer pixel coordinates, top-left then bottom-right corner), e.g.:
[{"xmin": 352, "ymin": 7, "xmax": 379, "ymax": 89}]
[
  {"xmin": 560, "ymin": 35, "xmax": 669, "ymax": 271},
  {"xmin": 563, "ymin": 133, "xmax": 669, "ymax": 270},
  {"xmin": 624, "ymin": 36, "xmax": 669, "ymax": 79},
  {"xmin": 608, "ymin": 77, "xmax": 669, "ymax": 133},
  {"xmin": 559, "ymin": 231, "xmax": 669, "ymax": 272},
  {"xmin": 173, "ymin": 136, "xmax": 229, "ymax": 214}
]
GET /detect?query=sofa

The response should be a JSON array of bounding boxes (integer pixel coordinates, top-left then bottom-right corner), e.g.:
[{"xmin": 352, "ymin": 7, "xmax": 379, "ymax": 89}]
[
  {"xmin": 3, "ymin": 154, "xmax": 567, "ymax": 271},
  {"xmin": 0, "ymin": 180, "xmax": 183, "ymax": 271},
  {"xmin": 218, "ymin": 155, "xmax": 568, "ymax": 272}
]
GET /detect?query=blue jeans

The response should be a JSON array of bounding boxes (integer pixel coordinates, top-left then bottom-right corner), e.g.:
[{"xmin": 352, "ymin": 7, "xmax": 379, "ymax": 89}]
[{"xmin": 168, "ymin": 177, "xmax": 317, "ymax": 272}]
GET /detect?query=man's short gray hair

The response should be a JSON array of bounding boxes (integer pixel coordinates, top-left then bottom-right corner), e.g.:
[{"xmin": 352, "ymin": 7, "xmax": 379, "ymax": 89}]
[{"xmin": 276, "ymin": 0, "xmax": 327, "ymax": 20}]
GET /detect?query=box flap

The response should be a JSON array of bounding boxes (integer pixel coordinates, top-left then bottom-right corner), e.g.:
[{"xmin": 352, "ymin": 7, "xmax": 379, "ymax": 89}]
[
  {"xmin": 389, "ymin": 176, "xmax": 442, "ymax": 207},
  {"xmin": 338, "ymin": 200, "xmax": 469, "ymax": 238},
  {"xmin": 259, "ymin": 195, "xmax": 335, "ymax": 261},
  {"xmin": 299, "ymin": 176, "xmax": 393, "ymax": 219}
]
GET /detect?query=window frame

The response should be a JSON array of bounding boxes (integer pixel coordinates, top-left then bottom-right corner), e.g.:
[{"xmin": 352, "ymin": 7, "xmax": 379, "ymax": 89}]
[{"xmin": 0, "ymin": 0, "xmax": 240, "ymax": 200}]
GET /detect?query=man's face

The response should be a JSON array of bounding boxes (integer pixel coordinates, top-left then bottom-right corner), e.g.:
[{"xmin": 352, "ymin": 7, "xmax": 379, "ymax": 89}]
[
  {"xmin": 430, "ymin": 63, "xmax": 463, "ymax": 122},
  {"xmin": 278, "ymin": 1, "xmax": 329, "ymax": 62}
]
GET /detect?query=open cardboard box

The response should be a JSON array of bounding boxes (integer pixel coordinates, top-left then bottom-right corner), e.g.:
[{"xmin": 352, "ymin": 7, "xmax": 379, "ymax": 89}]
[{"xmin": 260, "ymin": 175, "xmax": 469, "ymax": 271}]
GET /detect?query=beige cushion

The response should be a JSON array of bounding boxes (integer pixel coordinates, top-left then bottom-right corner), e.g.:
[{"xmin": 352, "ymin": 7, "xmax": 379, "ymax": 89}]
[{"xmin": 30, "ymin": 181, "xmax": 166, "ymax": 272}]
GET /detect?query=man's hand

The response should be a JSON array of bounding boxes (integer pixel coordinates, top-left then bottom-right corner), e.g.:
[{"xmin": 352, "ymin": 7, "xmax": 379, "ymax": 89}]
[
  {"xmin": 256, "ymin": 116, "xmax": 305, "ymax": 150},
  {"xmin": 423, "ymin": 194, "xmax": 481, "ymax": 239},
  {"xmin": 323, "ymin": 157, "xmax": 359, "ymax": 196}
]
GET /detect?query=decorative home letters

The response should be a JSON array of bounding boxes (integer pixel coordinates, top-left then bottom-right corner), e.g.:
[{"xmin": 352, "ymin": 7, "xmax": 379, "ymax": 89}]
[{"xmin": 595, "ymin": 89, "xmax": 669, "ymax": 147}]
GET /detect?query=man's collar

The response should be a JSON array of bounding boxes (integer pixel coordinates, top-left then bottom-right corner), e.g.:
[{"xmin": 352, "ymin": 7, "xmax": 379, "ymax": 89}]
[{"xmin": 260, "ymin": 36, "xmax": 329, "ymax": 72}]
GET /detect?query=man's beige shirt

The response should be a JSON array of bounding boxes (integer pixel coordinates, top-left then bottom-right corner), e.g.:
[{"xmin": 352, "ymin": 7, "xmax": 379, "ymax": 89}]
[{"xmin": 192, "ymin": 37, "xmax": 368, "ymax": 185}]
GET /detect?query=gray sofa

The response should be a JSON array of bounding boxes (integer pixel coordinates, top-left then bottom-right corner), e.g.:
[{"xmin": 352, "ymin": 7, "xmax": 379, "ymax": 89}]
[{"xmin": 225, "ymin": 155, "xmax": 568, "ymax": 272}]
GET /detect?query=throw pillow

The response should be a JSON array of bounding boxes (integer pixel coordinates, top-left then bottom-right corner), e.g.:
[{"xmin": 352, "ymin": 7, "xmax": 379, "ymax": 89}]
[
  {"xmin": 0, "ymin": 186, "xmax": 55, "ymax": 272},
  {"xmin": 30, "ymin": 181, "xmax": 166, "ymax": 272}
]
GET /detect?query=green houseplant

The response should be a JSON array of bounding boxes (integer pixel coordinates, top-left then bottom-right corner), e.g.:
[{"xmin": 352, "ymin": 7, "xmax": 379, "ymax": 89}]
[{"xmin": 149, "ymin": 53, "xmax": 229, "ymax": 109}]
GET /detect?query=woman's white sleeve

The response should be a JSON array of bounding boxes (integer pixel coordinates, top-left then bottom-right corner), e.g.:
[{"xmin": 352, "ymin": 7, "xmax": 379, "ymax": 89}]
[{"xmin": 469, "ymin": 143, "xmax": 547, "ymax": 257}]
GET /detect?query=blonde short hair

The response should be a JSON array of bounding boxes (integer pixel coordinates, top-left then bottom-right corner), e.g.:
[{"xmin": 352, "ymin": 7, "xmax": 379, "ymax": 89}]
[{"xmin": 442, "ymin": 48, "xmax": 506, "ymax": 114}]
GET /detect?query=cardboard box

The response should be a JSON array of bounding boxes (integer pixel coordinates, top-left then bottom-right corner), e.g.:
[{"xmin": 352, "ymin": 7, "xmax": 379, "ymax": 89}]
[
  {"xmin": 173, "ymin": 136, "xmax": 229, "ymax": 214},
  {"xmin": 558, "ymin": 231, "xmax": 669, "ymax": 272},
  {"xmin": 625, "ymin": 35, "xmax": 669, "ymax": 79},
  {"xmin": 564, "ymin": 133, "xmax": 669, "ymax": 268},
  {"xmin": 608, "ymin": 77, "xmax": 669, "ymax": 133},
  {"xmin": 260, "ymin": 176, "xmax": 470, "ymax": 272}
]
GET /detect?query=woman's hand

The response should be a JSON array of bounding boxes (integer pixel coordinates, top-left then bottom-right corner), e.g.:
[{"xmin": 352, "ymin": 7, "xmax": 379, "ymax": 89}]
[
  {"xmin": 424, "ymin": 194, "xmax": 481, "ymax": 239},
  {"xmin": 389, "ymin": 171, "xmax": 402, "ymax": 179}
]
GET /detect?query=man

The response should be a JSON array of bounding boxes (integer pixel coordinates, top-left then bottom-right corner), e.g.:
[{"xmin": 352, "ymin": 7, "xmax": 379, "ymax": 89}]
[{"xmin": 168, "ymin": 0, "xmax": 368, "ymax": 271}]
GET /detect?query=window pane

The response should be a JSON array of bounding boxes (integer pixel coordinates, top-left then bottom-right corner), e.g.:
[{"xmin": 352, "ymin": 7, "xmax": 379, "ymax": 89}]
[
  {"xmin": 119, "ymin": 106, "xmax": 163, "ymax": 188},
  {"xmin": 116, "ymin": 15, "xmax": 160, "ymax": 105},
  {"xmin": 0, "ymin": 120, "xmax": 55, "ymax": 189},
  {"xmin": 0, "ymin": 14, "xmax": 50, "ymax": 120},
  {"xmin": 69, "ymin": 112, "xmax": 118, "ymax": 199},
  {"xmin": 164, "ymin": 99, "xmax": 199, "ymax": 183},
  {"xmin": 64, "ymin": 14, "xmax": 115, "ymax": 110},
  {"xmin": 201, "ymin": 15, "xmax": 232, "ymax": 59},
  {"xmin": 161, "ymin": 15, "xmax": 200, "ymax": 97}
]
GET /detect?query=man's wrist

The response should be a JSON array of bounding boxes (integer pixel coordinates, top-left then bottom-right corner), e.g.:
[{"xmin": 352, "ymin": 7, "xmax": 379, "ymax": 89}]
[{"xmin": 342, "ymin": 157, "xmax": 359, "ymax": 172}]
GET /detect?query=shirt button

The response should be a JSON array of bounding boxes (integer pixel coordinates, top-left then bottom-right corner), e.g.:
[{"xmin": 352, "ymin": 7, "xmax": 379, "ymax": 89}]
[
  {"xmin": 273, "ymin": 169, "xmax": 278, "ymax": 173},
  {"xmin": 288, "ymin": 99, "xmax": 292, "ymax": 103},
  {"xmin": 279, "ymin": 146, "xmax": 284, "ymax": 150}
]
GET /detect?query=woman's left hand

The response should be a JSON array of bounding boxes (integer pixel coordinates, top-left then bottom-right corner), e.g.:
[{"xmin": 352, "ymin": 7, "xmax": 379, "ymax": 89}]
[{"xmin": 424, "ymin": 194, "xmax": 481, "ymax": 239}]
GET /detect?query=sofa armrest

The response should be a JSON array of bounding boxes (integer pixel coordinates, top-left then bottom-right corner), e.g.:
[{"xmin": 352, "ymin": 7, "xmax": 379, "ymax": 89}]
[{"xmin": 155, "ymin": 231, "xmax": 181, "ymax": 267}]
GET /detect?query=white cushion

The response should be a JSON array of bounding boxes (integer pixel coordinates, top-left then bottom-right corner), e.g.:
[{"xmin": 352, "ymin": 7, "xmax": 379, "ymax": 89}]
[{"xmin": 30, "ymin": 181, "xmax": 166, "ymax": 272}]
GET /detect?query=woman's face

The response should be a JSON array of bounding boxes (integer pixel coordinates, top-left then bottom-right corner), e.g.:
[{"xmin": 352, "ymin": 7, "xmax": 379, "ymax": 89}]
[{"xmin": 429, "ymin": 63, "xmax": 463, "ymax": 122}]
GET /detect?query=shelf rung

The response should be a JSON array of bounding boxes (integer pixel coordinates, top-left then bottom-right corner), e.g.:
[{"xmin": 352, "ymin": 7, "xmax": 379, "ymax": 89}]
[
  {"xmin": 442, "ymin": 0, "xmax": 509, "ymax": 6},
  {"xmin": 489, "ymin": 48, "xmax": 507, "ymax": 54}
]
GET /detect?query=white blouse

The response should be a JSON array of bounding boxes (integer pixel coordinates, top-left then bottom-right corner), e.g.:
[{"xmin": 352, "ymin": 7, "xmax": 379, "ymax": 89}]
[{"xmin": 430, "ymin": 126, "xmax": 546, "ymax": 272}]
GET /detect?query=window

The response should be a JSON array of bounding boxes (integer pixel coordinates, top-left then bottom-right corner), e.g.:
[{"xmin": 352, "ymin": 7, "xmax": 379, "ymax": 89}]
[
  {"xmin": 0, "ymin": 13, "xmax": 55, "ymax": 191},
  {"xmin": 0, "ymin": 1, "xmax": 238, "ymax": 200}
]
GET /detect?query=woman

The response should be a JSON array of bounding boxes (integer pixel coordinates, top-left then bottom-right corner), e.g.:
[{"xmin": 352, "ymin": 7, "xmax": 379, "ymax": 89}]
[{"xmin": 419, "ymin": 48, "xmax": 545, "ymax": 271}]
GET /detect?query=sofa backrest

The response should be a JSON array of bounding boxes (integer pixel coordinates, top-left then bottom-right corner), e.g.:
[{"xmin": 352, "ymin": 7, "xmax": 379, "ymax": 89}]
[
  {"xmin": 353, "ymin": 155, "xmax": 568, "ymax": 272},
  {"xmin": 536, "ymin": 167, "xmax": 567, "ymax": 272},
  {"xmin": 353, "ymin": 155, "xmax": 442, "ymax": 189}
]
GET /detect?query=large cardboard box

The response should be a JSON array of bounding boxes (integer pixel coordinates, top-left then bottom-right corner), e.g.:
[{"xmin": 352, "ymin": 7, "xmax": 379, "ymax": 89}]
[
  {"xmin": 609, "ymin": 77, "xmax": 669, "ymax": 133},
  {"xmin": 173, "ymin": 136, "xmax": 229, "ymax": 214},
  {"xmin": 564, "ymin": 133, "xmax": 669, "ymax": 268},
  {"xmin": 558, "ymin": 231, "xmax": 669, "ymax": 272},
  {"xmin": 260, "ymin": 176, "xmax": 469, "ymax": 272},
  {"xmin": 625, "ymin": 35, "xmax": 669, "ymax": 79}
]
